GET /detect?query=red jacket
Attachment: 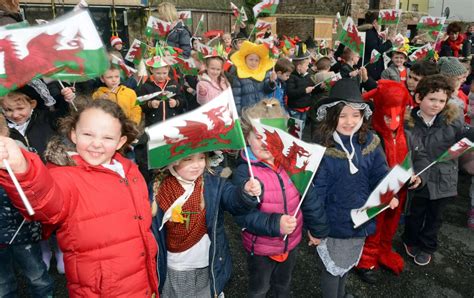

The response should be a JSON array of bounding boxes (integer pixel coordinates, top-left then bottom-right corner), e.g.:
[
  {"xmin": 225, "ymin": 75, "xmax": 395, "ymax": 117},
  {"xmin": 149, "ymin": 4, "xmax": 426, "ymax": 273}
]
[{"xmin": 0, "ymin": 150, "xmax": 158, "ymax": 297}]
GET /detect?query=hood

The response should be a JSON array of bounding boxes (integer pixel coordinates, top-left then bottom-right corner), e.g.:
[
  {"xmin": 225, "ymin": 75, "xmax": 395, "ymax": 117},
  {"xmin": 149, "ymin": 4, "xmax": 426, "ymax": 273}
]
[{"xmin": 406, "ymin": 102, "xmax": 461, "ymax": 128}]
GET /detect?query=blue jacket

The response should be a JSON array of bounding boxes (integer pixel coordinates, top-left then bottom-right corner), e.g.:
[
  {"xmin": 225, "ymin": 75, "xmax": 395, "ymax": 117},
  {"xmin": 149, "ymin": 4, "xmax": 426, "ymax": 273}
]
[
  {"xmin": 0, "ymin": 187, "xmax": 42, "ymax": 245},
  {"xmin": 151, "ymin": 172, "xmax": 258, "ymax": 296},
  {"xmin": 166, "ymin": 21, "xmax": 192, "ymax": 58},
  {"xmin": 266, "ymin": 79, "xmax": 287, "ymax": 110},
  {"xmin": 231, "ymin": 71, "xmax": 274, "ymax": 114},
  {"xmin": 313, "ymin": 132, "xmax": 388, "ymax": 238}
]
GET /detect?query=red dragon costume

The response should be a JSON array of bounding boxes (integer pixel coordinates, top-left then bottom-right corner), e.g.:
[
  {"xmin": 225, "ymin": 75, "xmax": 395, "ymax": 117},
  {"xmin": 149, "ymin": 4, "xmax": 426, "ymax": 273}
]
[{"xmin": 357, "ymin": 80, "xmax": 411, "ymax": 275}]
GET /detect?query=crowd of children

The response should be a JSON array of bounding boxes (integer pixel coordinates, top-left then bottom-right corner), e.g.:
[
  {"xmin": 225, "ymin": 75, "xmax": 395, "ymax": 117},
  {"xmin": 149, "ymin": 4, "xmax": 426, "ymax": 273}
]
[{"xmin": 0, "ymin": 1, "xmax": 474, "ymax": 297}]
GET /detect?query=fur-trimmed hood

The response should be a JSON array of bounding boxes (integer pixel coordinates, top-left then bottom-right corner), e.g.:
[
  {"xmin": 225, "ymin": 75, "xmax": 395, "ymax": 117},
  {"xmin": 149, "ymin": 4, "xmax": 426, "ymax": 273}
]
[
  {"xmin": 405, "ymin": 102, "xmax": 461, "ymax": 129},
  {"xmin": 43, "ymin": 136, "xmax": 76, "ymax": 167}
]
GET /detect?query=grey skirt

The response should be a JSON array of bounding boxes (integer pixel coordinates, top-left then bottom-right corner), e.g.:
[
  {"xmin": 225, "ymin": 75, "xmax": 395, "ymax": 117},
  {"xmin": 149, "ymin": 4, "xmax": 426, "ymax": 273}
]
[
  {"xmin": 316, "ymin": 237, "xmax": 366, "ymax": 277},
  {"xmin": 162, "ymin": 266, "xmax": 211, "ymax": 298}
]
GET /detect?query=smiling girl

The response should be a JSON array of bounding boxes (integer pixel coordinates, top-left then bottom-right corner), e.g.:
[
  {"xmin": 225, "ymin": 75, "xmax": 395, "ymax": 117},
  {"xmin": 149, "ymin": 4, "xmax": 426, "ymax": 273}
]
[
  {"xmin": 196, "ymin": 55, "xmax": 230, "ymax": 105},
  {"xmin": 0, "ymin": 99, "xmax": 159, "ymax": 297}
]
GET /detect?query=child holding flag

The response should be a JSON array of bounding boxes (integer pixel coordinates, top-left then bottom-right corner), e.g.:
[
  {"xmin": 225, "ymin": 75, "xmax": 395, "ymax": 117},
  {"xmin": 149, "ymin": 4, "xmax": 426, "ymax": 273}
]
[
  {"xmin": 151, "ymin": 153, "xmax": 261, "ymax": 297},
  {"xmin": 0, "ymin": 99, "xmax": 159, "ymax": 296},
  {"xmin": 402, "ymin": 74, "xmax": 474, "ymax": 266},
  {"xmin": 309, "ymin": 79, "xmax": 394, "ymax": 298},
  {"xmin": 232, "ymin": 99, "xmax": 328, "ymax": 297}
]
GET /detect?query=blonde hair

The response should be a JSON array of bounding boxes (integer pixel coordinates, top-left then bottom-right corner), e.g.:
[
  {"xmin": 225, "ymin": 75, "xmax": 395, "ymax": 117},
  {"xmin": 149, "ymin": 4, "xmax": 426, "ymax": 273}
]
[
  {"xmin": 157, "ymin": 2, "xmax": 178, "ymax": 22},
  {"xmin": 241, "ymin": 98, "xmax": 286, "ymax": 136},
  {"xmin": 0, "ymin": 92, "xmax": 34, "ymax": 107}
]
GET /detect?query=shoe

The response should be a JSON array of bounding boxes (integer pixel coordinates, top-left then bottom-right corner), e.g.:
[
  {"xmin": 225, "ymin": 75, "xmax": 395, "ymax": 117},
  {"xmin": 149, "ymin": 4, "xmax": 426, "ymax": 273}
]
[
  {"xmin": 403, "ymin": 242, "xmax": 420, "ymax": 258},
  {"xmin": 354, "ymin": 268, "xmax": 378, "ymax": 284},
  {"xmin": 414, "ymin": 251, "xmax": 432, "ymax": 266},
  {"xmin": 468, "ymin": 209, "xmax": 474, "ymax": 230}
]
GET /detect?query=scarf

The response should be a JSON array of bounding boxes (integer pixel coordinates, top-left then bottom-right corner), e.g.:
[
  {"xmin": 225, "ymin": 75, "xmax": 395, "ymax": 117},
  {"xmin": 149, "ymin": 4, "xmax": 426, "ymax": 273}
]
[
  {"xmin": 446, "ymin": 34, "xmax": 465, "ymax": 57},
  {"xmin": 156, "ymin": 174, "xmax": 207, "ymax": 253}
]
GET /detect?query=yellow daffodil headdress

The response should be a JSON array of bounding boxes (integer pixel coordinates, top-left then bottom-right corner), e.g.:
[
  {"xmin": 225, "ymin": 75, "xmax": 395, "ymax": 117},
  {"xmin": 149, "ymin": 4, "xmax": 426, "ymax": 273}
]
[{"xmin": 230, "ymin": 41, "xmax": 276, "ymax": 81}]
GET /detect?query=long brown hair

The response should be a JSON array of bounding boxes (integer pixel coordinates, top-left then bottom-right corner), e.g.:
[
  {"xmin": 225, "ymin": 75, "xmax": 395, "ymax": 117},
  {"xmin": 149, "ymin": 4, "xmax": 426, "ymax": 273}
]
[{"xmin": 313, "ymin": 102, "xmax": 370, "ymax": 147}]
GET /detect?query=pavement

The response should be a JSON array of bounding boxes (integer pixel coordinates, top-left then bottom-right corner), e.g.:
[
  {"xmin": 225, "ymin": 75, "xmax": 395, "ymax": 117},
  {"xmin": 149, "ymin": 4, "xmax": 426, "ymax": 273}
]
[{"xmin": 17, "ymin": 173, "xmax": 474, "ymax": 297}]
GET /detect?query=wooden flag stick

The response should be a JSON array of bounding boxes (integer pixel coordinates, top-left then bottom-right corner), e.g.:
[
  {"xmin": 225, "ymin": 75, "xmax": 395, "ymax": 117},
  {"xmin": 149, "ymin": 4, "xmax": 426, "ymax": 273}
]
[{"xmin": 58, "ymin": 80, "xmax": 78, "ymax": 112}]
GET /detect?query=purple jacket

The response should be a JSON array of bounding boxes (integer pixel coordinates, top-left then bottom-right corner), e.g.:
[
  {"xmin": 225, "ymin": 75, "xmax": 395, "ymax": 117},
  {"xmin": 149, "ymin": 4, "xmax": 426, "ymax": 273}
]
[{"xmin": 232, "ymin": 150, "xmax": 303, "ymax": 256}]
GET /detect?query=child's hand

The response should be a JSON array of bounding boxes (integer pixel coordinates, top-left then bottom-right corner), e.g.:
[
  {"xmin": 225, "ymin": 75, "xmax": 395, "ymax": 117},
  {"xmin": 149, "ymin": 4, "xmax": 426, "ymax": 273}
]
[
  {"xmin": 280, "ymin": 215, "xmax": 297, "ymax": 235},
  {"xmin": 389, "ymin": 197, "xmax": 399, "ymax": 209},
  {"xmin": 0, "ymin": 136, "xmax": 28, "ymax": 173},
  {"xmin": 244, "ymin": 178, "xmax": 261, "ymax": 197},
  {"xmin": 61, "ymin": 87, "xmax": 76, "ymax": 103},
  {"xmin": 149, "ymin": 100, "xmax": 161, "ymax": 109},
  {"xmin": 305, "ymin": 86, "xmax": 315, "ymax": 94},
  {"xmin": 169, "ymin": 98, "xmax": 177, "ymax": 108},
  {"xmin": 270, "ymin": 70, "xmax": 278, "ymax": 82},
  {"xmin": 307, "ymin": 231, "xmax": 321, "ymax": 246},
  {"xmin": 360, "ymin": 67, "xmax": 369, "ymax": 82},
  {"xmin": 408, "ymin": 175, "xmax": 422, "ymax": 189},
  {"xmin": 349, "ymin": 70, "xmax": 359, "ymax": 78},
  {"xmin": 100, "ymin": 93, "xmax": 110, "ymax": 100}
]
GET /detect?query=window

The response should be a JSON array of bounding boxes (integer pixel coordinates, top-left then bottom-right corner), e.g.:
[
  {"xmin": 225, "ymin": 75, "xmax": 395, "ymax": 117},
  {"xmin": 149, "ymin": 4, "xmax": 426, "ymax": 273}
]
[
  {"xmin": 412, "ymin": 4, "xmax": 419, "ymax": 11},
  {"xmin": 369, "ymin": 0, "xmax": 380, "ymax": 10}
]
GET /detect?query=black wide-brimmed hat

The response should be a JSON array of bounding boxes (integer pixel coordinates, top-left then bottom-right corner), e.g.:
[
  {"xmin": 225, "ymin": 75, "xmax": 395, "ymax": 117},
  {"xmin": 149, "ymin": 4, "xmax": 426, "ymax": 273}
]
[
  {"xmin": 315, "ymin": 78, "xmax": 373, "ymax": 121},
  {"xmin": 290, "ymin": 41, "xmax": 311, "ymax": 60}
]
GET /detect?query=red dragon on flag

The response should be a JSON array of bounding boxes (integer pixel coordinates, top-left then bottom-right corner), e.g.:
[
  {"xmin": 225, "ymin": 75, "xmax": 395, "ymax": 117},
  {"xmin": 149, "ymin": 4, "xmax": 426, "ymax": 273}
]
[{"xmin": 0, "ymin": 33, "xmax": 84, "ymax": 90}]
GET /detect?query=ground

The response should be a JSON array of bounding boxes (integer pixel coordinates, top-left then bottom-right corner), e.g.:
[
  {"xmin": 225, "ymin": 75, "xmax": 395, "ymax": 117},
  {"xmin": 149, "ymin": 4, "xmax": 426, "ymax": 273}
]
[{"xmin": 17, "ymin": 173, "xmax": 473, "ymax": 297}]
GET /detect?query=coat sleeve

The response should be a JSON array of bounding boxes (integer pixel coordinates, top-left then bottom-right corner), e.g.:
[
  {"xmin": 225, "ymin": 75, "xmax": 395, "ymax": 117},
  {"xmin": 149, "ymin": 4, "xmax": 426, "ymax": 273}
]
[
  {"xmin": 0, "ymin": 150, "xmax": 75, "ymax": 225},
  {"xmin": 126, "ymin": 88, "xmax": 142, "ymax": 125},
  {"xmin": 368, "ymin": 141, "xmax": 390, "ymax": 192},
  {"xmin": 286, "ymin": 75, "xmax": 306, "ymax": 100},
  {"xmin": 219, "ymin": 176, "xmax": 259, "ymax": 214},
  {"xmin": 196, "ymin": 81, "xmax": 210, "ymax": 105},
  {"xmin": 263, "ymin": 72, "xmax": 276, "ymax": 94},
  {"xmin": 92, "ymin": 88, "xmax": 103, "ymax": 100},
  {"xmin": 178, "ymin": 26, "xmax": 192, "ymax": 58},
  {"xmin": 300, "ymin": 181, "xmax": 329, "ymax": 238},
  {"xmin": 231, "ymin": 163, "xmax": 281, "ymax": 237}
]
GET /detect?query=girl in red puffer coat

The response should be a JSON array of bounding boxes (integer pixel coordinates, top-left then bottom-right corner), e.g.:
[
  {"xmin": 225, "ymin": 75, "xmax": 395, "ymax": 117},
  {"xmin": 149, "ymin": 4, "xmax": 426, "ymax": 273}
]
[{"xmin": 0, "ymin": 99, "xmax": 159, "ymax": 297}]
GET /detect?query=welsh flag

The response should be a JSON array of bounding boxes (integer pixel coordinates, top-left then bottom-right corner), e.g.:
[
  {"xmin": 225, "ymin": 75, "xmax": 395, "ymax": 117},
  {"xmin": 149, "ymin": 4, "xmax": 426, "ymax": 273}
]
[
  {"xmin": 194, "ymin": 41, "xmax": 214, "ymax": 61},
  {"xmin": 436, "ymin": 138, "xmax": 474, "ymax": 163},
  {"xmin": 231, "ymin": 2, "xmax": 240, "ymax": 17},
  {"xmin": 176, "ymin": 56, "xmax": 199, "ymax": 75},
  {"xmin": 259, "ymin": 117, "xmax": 303, "ymax": 139},
  {"xmin": 125, "ymin": 39, "xmax": 147, "ymax": 65},
  {"xmin": 321, "ymin": 73, "xmax": 342, "ymax": 91},
  {"xmin": 259, "ymin": 35, "xmax": 280, "ymax": 58},
  {"xmin": 240, "ymin": 7, "xmax": 249, "ymax": 22},
  {"xmin": 409, "ymin": 43, "xmax": 434, "ymax": 61},
  {"xmin": 0, "ymin": 10, "xmax": 109, "ymax": 96},
  {"xmin": 334, "ymin": 12, "xmax": 343, "ymax": 34},
  {"xmin": 251, "ymin": 119, "xmax": 326, "ymax": 195},
  {"xmin": 146, "ymin": 87, "xmax": 245, "ymax": 169},
  {"xmin": 194, "ymin": 14, "xmax": 205, "ymax": 36},
  {"xmin": 110, "ymin": 54, "xmax": 137, "ymax": 78},
  {"xmin": 392, "ymin": 33, "xmax": 406, "ymax": 47},
  {"xmin": 136, "ymin": 59, "xmax": 148, "ymax": 86},
  {"xmin": 351, "ymin": 153, "xmax": 413, "ymax": 228},
  {"xmin": 417, "ymin": 16, "xmax": 446, "ymax": 40},
  {"xmin": 254, "ymin": 20, "xmax": 273, "ymax": 39},
  {"xmin": 145, "ymin": 16, "xmax": 171, "ymax": 40},
  {"xmin": 136, "ymin": 91, "xmax": 175, "ymax": 105},
  {"xmin": 378, "ymin": 9, "xmax": 402, "ymax": 25},
  {"xmin": 369, "ymin": 49, "xmax": 381, "ymax": 64},
  {"xmin": 253, "ymin": 0, "xmax": 279, "ymax": 18},
  {"xmin": 178, "ymin": 11, "xmax": 192, "ymax": 28},
  {"xmin": 338, "ymin": 17, "xmax": 365, "ymax": 57}
]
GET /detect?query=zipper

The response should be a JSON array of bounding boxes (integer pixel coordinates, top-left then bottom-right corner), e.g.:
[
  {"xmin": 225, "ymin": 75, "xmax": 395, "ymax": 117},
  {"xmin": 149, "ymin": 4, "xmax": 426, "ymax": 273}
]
[{"xmin": 275, "ymin": 171, "xmax": 289, "ymax": 253}]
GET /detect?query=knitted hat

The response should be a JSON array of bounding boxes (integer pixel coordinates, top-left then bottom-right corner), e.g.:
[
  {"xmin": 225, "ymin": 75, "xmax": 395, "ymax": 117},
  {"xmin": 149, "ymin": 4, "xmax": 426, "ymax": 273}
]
[
  {"xmin": 110, "ymin": 36, "xmax": 122, "ymax": 47},
  {"xmin": 438, "ymin": 57, "xmax": 467, "ymax": 76}
]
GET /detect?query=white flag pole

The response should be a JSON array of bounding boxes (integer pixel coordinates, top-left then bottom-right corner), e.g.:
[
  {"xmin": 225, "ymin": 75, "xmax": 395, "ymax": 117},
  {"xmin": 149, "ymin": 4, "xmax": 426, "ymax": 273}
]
[
  {"xmin": 243, "ymin": 146, "xmax": 260, "ymax": 203},
  {"xmin": 3, "ymin": 159, "xmax": 35, "ymax": 216}
]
